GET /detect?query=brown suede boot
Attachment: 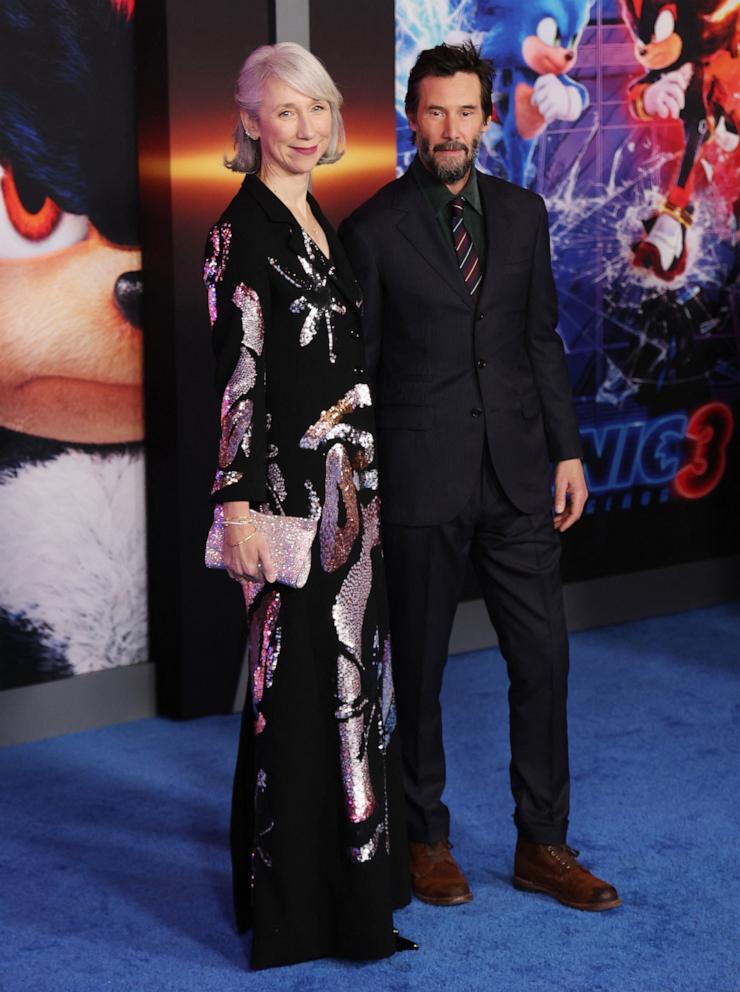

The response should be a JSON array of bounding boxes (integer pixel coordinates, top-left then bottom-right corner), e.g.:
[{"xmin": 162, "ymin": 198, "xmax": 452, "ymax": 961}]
[
  {"xmin": 409, "ymin": 840, "xmax": 473, "ymax": 906},
  {"xmin": 513, "ymin": 838, "xmax": 621, "ymax": 911}
]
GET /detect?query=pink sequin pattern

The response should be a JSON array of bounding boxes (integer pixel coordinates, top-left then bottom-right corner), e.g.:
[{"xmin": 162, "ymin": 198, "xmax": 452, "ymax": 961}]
[
  {"xmin": 320, "ymin": 444, "xmax": 360, "ymax": 572},
  {"xmin": 249, "ymin": 590, "xmax": 282, "ymax": 735},
  {"xmin": 203, "ymin": 222, "xmax": 232, "ymax": 325},
  {"xmin": 333, "ymin": 497, "xmax": 381, "ymax": 667},
  {"xmin": 333, "ymin": 497, "xmax": 382, "ymax": 824}
]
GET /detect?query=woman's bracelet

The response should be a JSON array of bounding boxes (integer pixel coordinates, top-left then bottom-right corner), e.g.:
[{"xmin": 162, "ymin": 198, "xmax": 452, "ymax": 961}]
[
  {"xmin": 226, "ymin": 525, "xmax": 257, "ymax": 548},
  {"xmin": 222, "ymin": 517, "xmax": 252, "ymax": 526}
]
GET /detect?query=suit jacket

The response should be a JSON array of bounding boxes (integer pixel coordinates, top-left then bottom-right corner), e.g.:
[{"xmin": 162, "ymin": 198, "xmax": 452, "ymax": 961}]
[{"xmin": 339, "ymin": 164, "xmax": 582, "ymax": 526}]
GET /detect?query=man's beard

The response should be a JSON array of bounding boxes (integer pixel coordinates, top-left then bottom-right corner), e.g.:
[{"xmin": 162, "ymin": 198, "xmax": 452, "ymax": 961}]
[{"xmin": 418, "ymin": 134, "xmax": 482, "ymax": 184}]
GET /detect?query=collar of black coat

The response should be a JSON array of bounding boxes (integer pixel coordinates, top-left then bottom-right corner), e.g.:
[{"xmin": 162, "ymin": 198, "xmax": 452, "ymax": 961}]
[
  {"xmin": 391, "ymin": 158, "xmax": 513, "ymax": 311},
  {"xmin": 410, "ymin": 153, "xmax": 483, "ymax": 219},
  {"xmin": 238, "ymin": 173, "xmax": 362, "ymax": 313}
]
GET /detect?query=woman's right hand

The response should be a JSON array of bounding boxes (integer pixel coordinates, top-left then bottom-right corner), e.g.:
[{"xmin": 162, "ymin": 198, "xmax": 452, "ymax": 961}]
[
  {"xmin": 223, "ymin": 526, "xmax": 276, "ymax": 584},
  {"xmin": 221, "ymin": 502, "xmax": 277, "ymax": 584}
]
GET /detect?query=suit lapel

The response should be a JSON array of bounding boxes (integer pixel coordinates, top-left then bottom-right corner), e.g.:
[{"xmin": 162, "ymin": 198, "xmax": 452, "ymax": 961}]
[
  {"xmin": 478, "ymin": 174, "xmax": 516, "ymax": 309},
  {"xmin": 394, "ymin": 173, "xmax": 475, "ymax": 310},
  {"xmin": 240, "ymin": 174, "xmax": 303, "ymax": 255},
  {"xmin": 242, "ymin": 175, "xmax": 361, "ymax": 315},
  {"xmin": 312, "ymin": 198, "xmax": 363, "ymax": 313}
]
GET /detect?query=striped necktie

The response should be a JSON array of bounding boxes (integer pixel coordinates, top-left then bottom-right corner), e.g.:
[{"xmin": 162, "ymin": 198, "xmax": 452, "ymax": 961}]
[{"xmin": 450, "ymin": 195, "xmax": 482, "ymax": 301}]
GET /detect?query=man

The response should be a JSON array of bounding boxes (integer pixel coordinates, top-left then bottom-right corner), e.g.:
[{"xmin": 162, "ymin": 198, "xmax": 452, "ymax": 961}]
[{"xmin": 340, "ymin": 43, "xmax": 619, "ymax": 911}]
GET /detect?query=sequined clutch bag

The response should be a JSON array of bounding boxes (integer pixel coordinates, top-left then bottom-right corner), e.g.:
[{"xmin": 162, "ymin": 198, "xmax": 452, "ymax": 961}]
[{"xmin": 205, "ymin": 504, "xmax": 317, "ymax": 589}]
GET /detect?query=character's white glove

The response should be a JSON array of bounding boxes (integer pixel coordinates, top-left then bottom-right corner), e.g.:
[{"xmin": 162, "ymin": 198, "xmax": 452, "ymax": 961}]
[
  {"xmin": 714, "ymin": 115, "xmax": 739, "ymax": 153},
  {"xmin": 643, "ymin": 64, "xmax": 693, "ymax": 119},
  {"xmin": 531, "ymin": 73, "xmax": 583, "ymax": 123}
]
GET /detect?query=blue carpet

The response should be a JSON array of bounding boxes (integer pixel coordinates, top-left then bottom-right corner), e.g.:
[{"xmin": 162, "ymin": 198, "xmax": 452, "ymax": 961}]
[{"xmin": 1, "ymin": 604, "xmax": 739, "ymax": 992}]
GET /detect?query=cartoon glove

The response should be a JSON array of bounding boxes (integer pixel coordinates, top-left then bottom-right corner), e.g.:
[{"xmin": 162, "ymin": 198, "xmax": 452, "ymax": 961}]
[
  {"xmin": 531, "ymin": 74, "xmax": 583, "ymax": 123},
  {"xmin": 643, "ymin": 64, "xmax": 693, "ymax": 119}
]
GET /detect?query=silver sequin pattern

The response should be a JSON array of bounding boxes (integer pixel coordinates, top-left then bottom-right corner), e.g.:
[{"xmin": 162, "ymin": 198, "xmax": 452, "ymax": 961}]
[
  {"xmin": 336, "ymin": 652, "xmax": 376, "ymax": 824},
  {"xmin": 305, "ymin": 480, "xmax": 322, "ymax": 521},
  {"xmin": 268, "ymin": 232, "xmax": 347, "ymax": 364},
  {"xmin": 332, "ymin": 497, "xmax": 381, "ymax": 665},
  {"xmin": 300, "ymin": 385, "xmax": 374, "ymax": 469},
  {"xmin": 358, "ymin": 469, "xmax": 378, "ymax": 491},
  {"xmin": 233, "ymin": 282, "xmax": 265, "ymax": 355},
  {"xmin": 252, "ymin": 769, "xmax": 274, "ymax": 880},
  {"xmin": 380, "ymin": 634, "xmax": 396, "ymax": 749},
  {"xmin": 333, "ymin": 498, "xmax": 382, "ymax": 826},
  {"xmin": 348, "ymin": 821, "xmax": 385, "ymax": 864},
  {"xmin": 267, "ymin": 461, "xmax": 288, "ymax": 509},
  {"xmin": 214, "ymin": 283, "xmax": 264, "ymax": 488},
  {"xmin": 211, "ymin": 469, "xmax": 244, "ymax": 494}
]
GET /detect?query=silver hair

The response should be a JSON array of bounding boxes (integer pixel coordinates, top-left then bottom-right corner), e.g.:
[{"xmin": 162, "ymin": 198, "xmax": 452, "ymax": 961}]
[{"xmin": 226, "ymin": 42, "xmax": 345, "ymax": 173}]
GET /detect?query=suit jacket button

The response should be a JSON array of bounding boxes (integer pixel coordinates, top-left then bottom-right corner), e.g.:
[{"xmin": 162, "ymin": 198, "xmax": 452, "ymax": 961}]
[
  {"xmin": 471, "ymin": 407, "xmax": 482, "ymax": 417},
  {"xmin": 476, "ymin": 359, "xmax": 487, "ymax": 368},
  {"xmin": 478, "ymin": 312, "xmax": 485, "ymax": 320}
]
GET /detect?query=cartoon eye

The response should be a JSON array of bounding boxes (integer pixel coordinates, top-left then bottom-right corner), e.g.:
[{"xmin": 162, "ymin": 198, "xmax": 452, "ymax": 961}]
[
  {"xmin": 536, "ymin": 16, "xmax": 561, "ymax": 47},
  {"xmin": 2, "ymin": 165, "xmax": 60, "ymax": 240},
  {"xmin": 653, "ymin": 7, "xmax": 676, "ymax": 43},
  {"xmin": 0, "ymin": 163, "xmax": 89, "ymax": 259}
]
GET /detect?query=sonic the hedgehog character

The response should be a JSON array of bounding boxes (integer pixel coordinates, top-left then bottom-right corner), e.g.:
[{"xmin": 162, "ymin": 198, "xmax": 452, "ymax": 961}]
[
  {"xmin": 621, "ymin": 0, "xmax": 738, "ymax": 280},
  {"xmin": 477, "ymin": 0, "xmax": 594, "ymax": 187},
  {"xmin": 0, "ymin": 0, "xmax": 146, "ymax": 688}
]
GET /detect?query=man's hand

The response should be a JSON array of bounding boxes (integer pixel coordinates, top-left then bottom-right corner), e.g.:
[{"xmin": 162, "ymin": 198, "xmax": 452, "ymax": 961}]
[{"xmin": 553, "ymin": 458, "xmax": 588, "ymax": 532}]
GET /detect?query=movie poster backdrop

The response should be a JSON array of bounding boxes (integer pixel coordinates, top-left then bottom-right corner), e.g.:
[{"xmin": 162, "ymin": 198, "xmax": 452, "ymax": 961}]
[
  {"xmin": 395, "ymin": 0, "xmax": 739, "ymax": 580},
  {"xmin": 0, "ymin": 0, "xmax": 147, "ymax": 689}
]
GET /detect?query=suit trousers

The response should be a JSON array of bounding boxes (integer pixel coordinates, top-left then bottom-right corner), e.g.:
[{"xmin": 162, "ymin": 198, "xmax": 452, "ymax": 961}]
[{"xmin": 382, "ymin": 447, "xmax": 570, "ymax": 846}]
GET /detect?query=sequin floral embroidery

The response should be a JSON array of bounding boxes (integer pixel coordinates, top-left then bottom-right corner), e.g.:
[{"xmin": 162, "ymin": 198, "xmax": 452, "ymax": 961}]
[{"xmin": 269, "ymin": 232, "xmax": 347, "ymax": 363}]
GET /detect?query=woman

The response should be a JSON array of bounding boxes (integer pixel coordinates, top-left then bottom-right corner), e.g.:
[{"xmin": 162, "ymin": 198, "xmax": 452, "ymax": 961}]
[{"xmin": 203, "ymin": 43, "xmax": 412, "ymax": 970}]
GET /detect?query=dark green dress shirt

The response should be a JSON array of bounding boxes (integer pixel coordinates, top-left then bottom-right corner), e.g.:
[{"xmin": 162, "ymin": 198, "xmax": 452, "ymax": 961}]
[{"xmin": 410, "ymin": 154, "xmax": 487, "ymax": 273}]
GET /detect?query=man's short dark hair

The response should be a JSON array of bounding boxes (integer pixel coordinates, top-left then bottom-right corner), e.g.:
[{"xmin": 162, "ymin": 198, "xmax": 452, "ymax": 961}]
[{"xmin": 404, "ymin": 41, "xmax": 494, "ymax": 121}]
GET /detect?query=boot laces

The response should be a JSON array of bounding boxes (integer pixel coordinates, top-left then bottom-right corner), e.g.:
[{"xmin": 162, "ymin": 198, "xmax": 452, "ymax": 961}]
[
  {"xmin": 426, "ymin": 840, "xmax": 456, "ymax": 865},
  {"xmin": 546, "ymin": 844, "xmax": 582, "ymax": 870}
]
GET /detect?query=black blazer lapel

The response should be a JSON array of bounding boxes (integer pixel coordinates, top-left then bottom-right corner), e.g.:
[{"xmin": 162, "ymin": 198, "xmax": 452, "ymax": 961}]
[
  {"xmin": 394, "ymin": 173, "xmax": 475, "ymax": 310},
  {"xmin": 312, "ymin": 198, "xmax": 363, "ymax": 313},
  {"xmin": 242, "ymin": 175, "xmax": 361, "ymax": 314},
  {"xmin": 478, "ymin": 174, "xmax": 519, "ymax": 310},
  {"xmin": 240, "ymin": 174, "xmax": 304, "ymax": 255}
]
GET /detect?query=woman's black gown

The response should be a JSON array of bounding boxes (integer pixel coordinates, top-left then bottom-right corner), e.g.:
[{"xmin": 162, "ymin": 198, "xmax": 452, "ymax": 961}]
[{"xmin": 203, "ymin": 175, "xmax": 410, "ymax": 970}]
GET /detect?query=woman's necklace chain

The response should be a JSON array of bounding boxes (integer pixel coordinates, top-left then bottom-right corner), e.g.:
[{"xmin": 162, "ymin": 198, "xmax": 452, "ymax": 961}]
[{"xmin": 263, "ymin": 179, "xmax": 321, "ymax": 240}]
